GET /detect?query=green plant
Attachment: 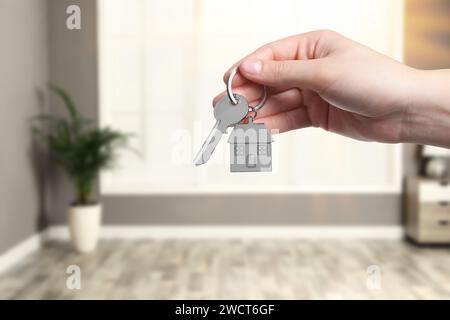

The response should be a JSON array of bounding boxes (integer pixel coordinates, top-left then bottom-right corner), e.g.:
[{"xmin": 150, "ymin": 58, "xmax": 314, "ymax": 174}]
[{"xmin": 33, "ymin": 84, "xmax": 127, "ymax": 205}]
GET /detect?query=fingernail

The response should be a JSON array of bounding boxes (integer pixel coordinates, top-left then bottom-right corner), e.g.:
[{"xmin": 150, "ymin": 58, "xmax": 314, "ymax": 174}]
[{"xmin": 240, "ymin": 59, "xmax": 262, "ymax": 75}]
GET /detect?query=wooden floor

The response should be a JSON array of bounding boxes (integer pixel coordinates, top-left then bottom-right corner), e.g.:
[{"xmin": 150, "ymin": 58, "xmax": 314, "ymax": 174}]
[{"xmin": 1, "ymin": 239, "xmax": 450, "ymax": 299}]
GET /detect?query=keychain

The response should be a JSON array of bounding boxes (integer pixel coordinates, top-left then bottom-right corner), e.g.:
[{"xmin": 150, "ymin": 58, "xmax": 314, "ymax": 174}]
[{"xmin": 193, "ymin": 66, "xmax": 273, "ymax": 172}]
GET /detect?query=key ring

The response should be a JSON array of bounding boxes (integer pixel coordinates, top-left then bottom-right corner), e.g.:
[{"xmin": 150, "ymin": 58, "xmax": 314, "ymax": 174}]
[
  {"xmin": 238, "ymin": 106, "xmax": 258, "ymax": 124},
  {"xmin": 226, "ymin": 65, "xmax": 268, "ymax": 112}
]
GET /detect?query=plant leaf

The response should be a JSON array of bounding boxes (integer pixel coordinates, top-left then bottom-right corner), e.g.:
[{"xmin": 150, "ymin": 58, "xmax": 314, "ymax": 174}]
[{"xmin": 48, "ymin": 83, "xmax": 78, "ymax": 121}]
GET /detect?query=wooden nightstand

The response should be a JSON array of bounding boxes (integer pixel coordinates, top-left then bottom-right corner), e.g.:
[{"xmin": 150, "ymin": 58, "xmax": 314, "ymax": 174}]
[{"xmin": 406, "ymin": 177, "xmax": 450, "ymax": 244}]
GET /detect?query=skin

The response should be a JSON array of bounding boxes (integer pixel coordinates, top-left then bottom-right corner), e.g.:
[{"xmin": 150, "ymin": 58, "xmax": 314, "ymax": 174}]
[{"xmin": 213, "ymin": 30, "xmax": 450, "ymax": 148}]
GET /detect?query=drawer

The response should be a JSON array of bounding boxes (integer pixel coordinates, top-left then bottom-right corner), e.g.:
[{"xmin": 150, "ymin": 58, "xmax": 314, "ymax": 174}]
[
  {"xmin": 419, "ymin": 226, "xmax": 450, "ymax": 243},
  {"xmin": 421, "ymin": 214, "xmax": 450, "ymax": 229},
  {"xmin": 419, "ymin": 203, "xmax": 450, "ymax": 228},
  {"xmin": 419, "ymin": 181, "xmax": 450, "ymax": 202},
  {"xmin": 419, "ymin": 202, "xmax": 450, "ymax": 215}
]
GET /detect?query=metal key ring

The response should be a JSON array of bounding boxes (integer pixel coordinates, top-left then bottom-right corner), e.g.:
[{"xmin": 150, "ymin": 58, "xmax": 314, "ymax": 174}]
[{"xmin": 226, "ymin": 65, "xmax": 268, "ymax": 111}]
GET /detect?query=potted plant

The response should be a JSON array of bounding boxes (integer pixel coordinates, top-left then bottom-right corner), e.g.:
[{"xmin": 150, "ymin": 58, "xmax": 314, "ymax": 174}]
[{"xmin": 34, "ymin": 84, "xmax": 127, "ymax": 253}]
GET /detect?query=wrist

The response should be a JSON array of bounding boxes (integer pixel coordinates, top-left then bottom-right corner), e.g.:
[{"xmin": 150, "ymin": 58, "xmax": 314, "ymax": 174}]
[{"xmin": 401, "ymin": 69, "xmax": 450, "ymax": 147}]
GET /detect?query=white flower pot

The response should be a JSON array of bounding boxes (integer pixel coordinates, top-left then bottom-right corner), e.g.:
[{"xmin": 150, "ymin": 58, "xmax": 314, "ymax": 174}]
[{"xmin": 68, "ymin": 204, "xmax": 102, "ymax": 253}]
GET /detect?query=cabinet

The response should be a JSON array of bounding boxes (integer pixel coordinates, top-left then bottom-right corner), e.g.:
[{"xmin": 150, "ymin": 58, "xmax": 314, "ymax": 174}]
[{"xmin": 406, "ymin": 177, "xmax": 450, "ymax": 244}]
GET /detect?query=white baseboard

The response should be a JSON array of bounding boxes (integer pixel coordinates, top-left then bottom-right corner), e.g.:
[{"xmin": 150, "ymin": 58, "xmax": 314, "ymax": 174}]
[
  {"xmin": 0, "ymin": 233, "xmax": 43, "ymax": 274},
  {"xmin": 44, "ymin": 225, "xmax": 404, "ymax": 240},
  {"xmin": 1, "ymin": 225, "xmax": 404, "ymax": 274}
]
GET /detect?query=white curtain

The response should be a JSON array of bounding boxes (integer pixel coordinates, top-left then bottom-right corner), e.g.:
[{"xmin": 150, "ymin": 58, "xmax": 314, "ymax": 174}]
[{"xmin": 98, "ymin": 0, "xmax": 404, "ymax": 194}]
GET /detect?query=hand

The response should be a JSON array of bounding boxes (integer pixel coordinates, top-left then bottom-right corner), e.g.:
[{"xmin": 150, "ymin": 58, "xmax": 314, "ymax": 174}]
[{"xmin": 213, "ymin": 30, "xmax": 450, "ymax": 147}]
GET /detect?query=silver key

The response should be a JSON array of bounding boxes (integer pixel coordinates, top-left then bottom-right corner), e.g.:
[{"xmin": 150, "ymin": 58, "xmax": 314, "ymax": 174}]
[{"xmin": 194, "ymin": 94, "xmax": 249, "ymax": 166}]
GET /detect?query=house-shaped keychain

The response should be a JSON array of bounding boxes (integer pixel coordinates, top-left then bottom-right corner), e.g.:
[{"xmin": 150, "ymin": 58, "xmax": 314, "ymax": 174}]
[{"xmin": 228, "ymin": 122, "xmax": 273, "ymax": 172}]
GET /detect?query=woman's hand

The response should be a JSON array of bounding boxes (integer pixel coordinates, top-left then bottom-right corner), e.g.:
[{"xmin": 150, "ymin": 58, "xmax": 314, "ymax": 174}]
[{"xmin": 214, "ymin": 30, "xmax": 450, "ymax": 147}]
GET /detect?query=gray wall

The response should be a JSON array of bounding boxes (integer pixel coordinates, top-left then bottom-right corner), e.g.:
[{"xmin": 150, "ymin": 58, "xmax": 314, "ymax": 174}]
[
  {"xmin": 45, "ymin": 0, "xmax": 403, "ymax": 227},
  {"xmin": 47, "ymin": 0, "xmax": 99, "ymax": 224},
  {"xmin": 0, "ymin": 0, "xmax": 49, "ymax": 254}
]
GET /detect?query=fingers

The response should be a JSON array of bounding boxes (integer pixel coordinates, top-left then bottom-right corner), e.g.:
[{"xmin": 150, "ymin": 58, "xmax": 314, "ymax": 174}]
[
  {"xmin": 222, "ymin": 35, "xmax": 302, "ymax": 87},
  {"xmin": 212, "ymin": 82, "xmax": 263, "ymax": 106},
  {"xmin": 239, "ymin": 58, "xmax": 330, "ymax": 92},
  {"xmin": 249, "ymin": 88, "xmax": 303, "ymax": 118},
  {"xmin": 255, "ymin": 107, "xmax": 311, "ymax": 133},
  {"xmin": 212, "ymin": 86, "xmax": 307, "ymax": 133},
  {"xmin": 223, "ymin": 30, "xmax": 335, "ymax": 87},
  {"xmin": 222, "ymin": 46, "xmax": 273, "ymax": 87},
  {"xmin": 212, "ymin": 83, "xmax": 295, "ymax": 106}
]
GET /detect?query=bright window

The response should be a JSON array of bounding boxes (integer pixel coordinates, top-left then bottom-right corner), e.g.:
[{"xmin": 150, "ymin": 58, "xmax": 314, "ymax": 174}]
[{"xmin": 98, "ymin": 0, "xmax": 404, "ymax": 194}]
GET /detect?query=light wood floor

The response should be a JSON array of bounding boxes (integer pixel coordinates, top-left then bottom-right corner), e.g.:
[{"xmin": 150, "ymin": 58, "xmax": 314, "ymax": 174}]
[{"xmin": 1, "ymin": 239, "xmax": 450, "ymax": 299}]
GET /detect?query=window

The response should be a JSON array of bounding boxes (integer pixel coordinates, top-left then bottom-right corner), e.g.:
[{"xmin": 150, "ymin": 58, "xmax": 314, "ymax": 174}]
[{"xmin": 98, "ymin": 0, "xmax": 404, "ymax": 194}]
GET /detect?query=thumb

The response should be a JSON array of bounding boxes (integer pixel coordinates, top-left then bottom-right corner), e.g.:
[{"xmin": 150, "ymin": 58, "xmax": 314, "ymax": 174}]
[{"xmin": 239, "ymin": 58, "xmax": 327, "ymax": 91}]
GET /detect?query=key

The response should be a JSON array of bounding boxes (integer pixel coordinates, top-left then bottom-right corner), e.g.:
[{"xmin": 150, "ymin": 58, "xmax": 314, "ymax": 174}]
[{"xmin": 194, "ymin": 94, "xmax": 249, "ymax": 166}]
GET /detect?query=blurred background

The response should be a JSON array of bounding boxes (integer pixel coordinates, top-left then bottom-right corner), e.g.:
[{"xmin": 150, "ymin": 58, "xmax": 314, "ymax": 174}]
[{"xmin": 0, "ymin": 0, "xmax": 450, "ymax": 299}]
